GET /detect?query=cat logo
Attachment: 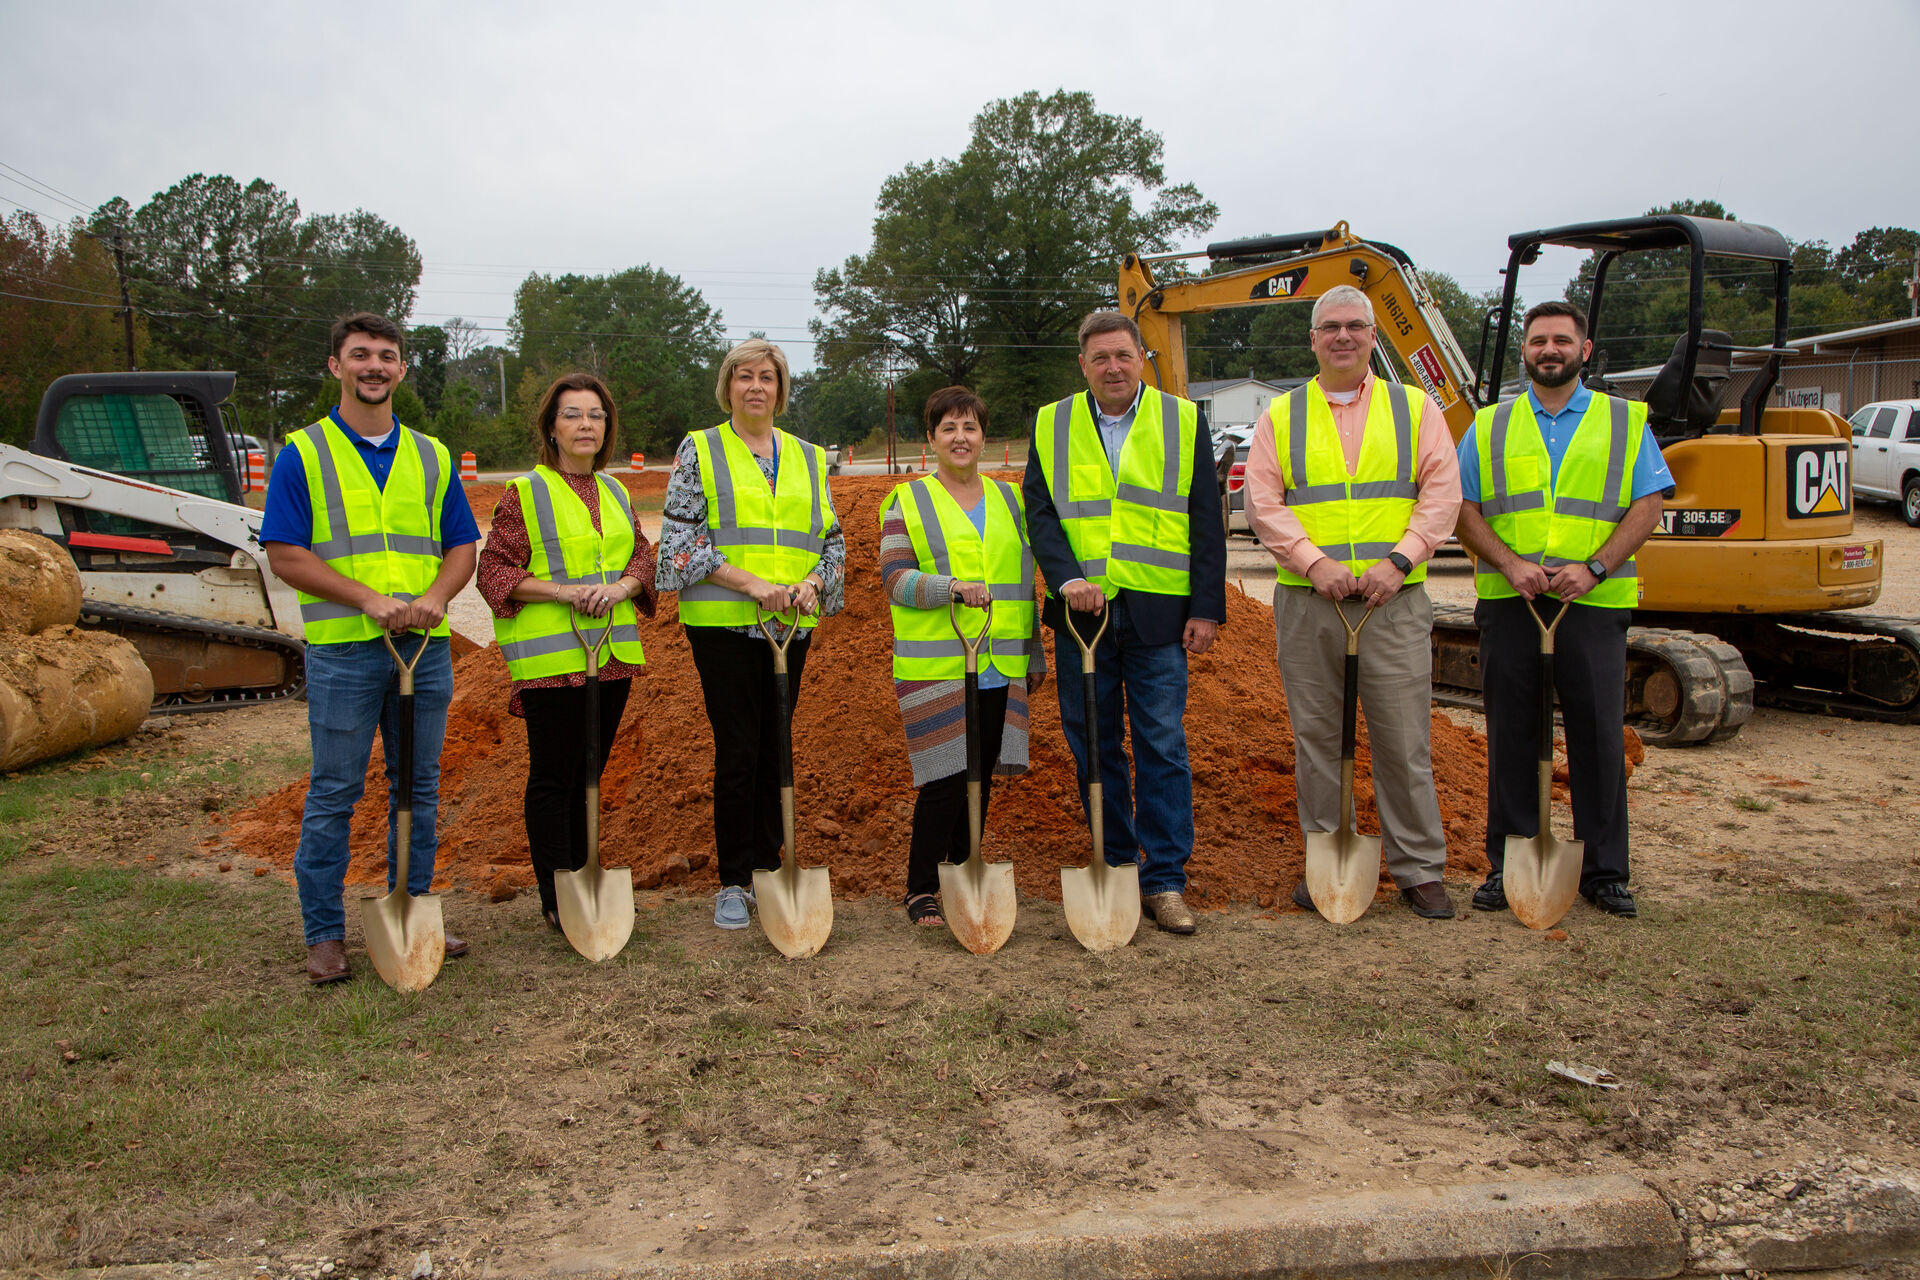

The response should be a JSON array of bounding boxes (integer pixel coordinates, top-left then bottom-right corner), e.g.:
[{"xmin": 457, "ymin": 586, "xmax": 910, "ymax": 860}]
[
  {"xmin": 1249, "ymin": 268, "xmax": 1308, "ymax": 301},
  {"xmin": 1786, "ymin": 444, "xmax": 1850, "ymax": 519}
]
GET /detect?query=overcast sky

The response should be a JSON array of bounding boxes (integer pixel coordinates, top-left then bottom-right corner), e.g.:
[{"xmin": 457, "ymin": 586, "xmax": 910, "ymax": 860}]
[{"xmin": 5, "ymin": 0, "xmax": 1916, "ymax": 368}]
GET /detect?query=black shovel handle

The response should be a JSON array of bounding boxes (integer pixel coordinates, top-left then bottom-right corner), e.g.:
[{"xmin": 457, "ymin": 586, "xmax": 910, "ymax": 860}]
[
  {"xmin": 1525, "ymin": 597, "xmax": 1569, "ymax": 769},
  {"xmin": 569, "ymin": 610, "xmax": 616, "ymax": 784},
  {"xmin": 756, "ymin": 605, "xmax": 812, "ymax": 793},
  {"xmin": 949, "ymin": 599, "xmax": 994, "ymax": 788},
  {"xmin": 381, "ymin": 630, "xmax": 432, "ymax": 812}
]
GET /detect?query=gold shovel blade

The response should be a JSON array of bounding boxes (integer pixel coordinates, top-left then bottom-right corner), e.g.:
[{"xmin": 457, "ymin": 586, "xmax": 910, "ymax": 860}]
[
  {"xmin": 938, "ymin": 855, "xmax": 1017, "ymax": 955},
  {"xmin": 1060, "ymin": 858, "xmax": 1140, "ymax": 952},
  {"xmin": 554, "ymin": 863, "xmax": 635, "ymax": 963},
  {"xmin": 1504, "ymin": 831, "xmax": 1584, "ymax": 930},
  {"xmin": 360, "ymin": 889, "xmax": 445, "ymax": 993},
  {"xmin": 1303, "ymin": 828, "xmax": 1381, "ymax": 925},
  {"xmin": 754, "ymin": 860, "xmax": 833, "ymax": 959}
]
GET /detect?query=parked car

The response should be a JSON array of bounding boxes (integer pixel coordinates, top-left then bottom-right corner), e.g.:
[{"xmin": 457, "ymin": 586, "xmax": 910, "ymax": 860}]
[
  {"xmin": 1216, "ymin": 424, "xmax": 1257, "ymax": 536},
  {"xmin": 1847, "ymin": 400, "xmax": 1920, "ymax": 526}
]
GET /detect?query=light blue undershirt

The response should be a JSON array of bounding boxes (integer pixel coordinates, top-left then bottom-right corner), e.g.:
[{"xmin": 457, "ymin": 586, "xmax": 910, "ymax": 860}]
[
  {"xmin": 1092, "ymin": 385, "xmax": 1143, "ymax": 476},
  {"xmin": 1457, "ymin": 380, "xmax": 1674, "ymax": 502}
]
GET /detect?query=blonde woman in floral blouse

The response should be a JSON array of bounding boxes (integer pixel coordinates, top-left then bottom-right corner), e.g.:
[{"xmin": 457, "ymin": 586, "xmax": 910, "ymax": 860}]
[{"xmin": 654, "ymin": 340, "xmax": 846, "ymax": 931}]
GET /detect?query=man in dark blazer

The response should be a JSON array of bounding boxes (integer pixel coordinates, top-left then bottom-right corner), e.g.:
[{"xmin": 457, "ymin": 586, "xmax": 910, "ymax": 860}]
[{"xmin": 1023, "ymin": 311, "xmax": 1228, "ymax": 934}]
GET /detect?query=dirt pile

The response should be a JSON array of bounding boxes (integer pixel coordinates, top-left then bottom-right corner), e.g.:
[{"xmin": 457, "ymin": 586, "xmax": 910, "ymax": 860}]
[
  {"xmin": 222, "ymin": 474, "xmax": 1498, "ymax": 908},
  {"xmin": 0, "ymin": 530, "xmax": 154, "ymax": 770}
]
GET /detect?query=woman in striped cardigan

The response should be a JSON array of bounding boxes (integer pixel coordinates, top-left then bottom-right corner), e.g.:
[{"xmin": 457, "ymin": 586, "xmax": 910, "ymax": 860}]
[{"xmin": 878, "ymin": 387, "xmax": 1046, "ymax": 927}]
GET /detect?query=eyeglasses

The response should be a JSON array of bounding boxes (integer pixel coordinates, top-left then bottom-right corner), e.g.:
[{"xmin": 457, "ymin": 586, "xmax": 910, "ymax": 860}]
[
  {"xmin": 1313, "ymin": 321, "xmax": 1375, "ymax": 337},
  {"xmin": 558, "ymin": 409, "xmax": 607, "ymax": 424}
]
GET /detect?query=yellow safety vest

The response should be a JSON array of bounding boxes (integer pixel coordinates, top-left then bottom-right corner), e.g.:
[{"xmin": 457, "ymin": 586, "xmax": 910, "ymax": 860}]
[
  {"xmin": 1473, "ymin": 393, "xmax": 1644, "ymax": 609},
  {"xmin": 883, "ymin": 476, "xmax": 1035, "ymax": 681},
  {"xmin": 492, "ymin": 466, "xmax": 647, "ymax": 679},
  {"xmin": 676, "ymin": 422, "xmax": 834, "ymax": 628},
  {"xmin": 1272, "ymin": 378, "xmax": 1429, "ymax": 589},
  {"xmin": 289, "ymin": 417, "xmax": 451, "ymax": 645},
  {"xmin": 1033, "ymin": 389, "xmax": 1198, "ymax": 597}
]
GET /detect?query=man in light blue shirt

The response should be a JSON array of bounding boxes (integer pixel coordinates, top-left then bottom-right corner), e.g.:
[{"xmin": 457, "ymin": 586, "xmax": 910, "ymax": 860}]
[{"xmin": 1456, "ymin": 376, "xmax": 1673, "ymax": 504}]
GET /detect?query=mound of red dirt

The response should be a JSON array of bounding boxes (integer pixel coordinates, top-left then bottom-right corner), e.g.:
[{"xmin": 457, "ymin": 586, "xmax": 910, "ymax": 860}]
[{"xmin": 223, "ymin": 473, "xmax": 1498, "ymax": 909}]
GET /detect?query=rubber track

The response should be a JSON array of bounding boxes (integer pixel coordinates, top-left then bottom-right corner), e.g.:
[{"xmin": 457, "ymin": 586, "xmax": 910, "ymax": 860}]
[
  {"xmin": 76, "ymin": 600, "xmax": 306, "ymax": 714},
  {"xmin": 1430, "ymin": 604, "xmax": 1754, "ymax": 747},
  {"xmin": 1749, "ymin": 611, "xmax": 1920, "ymax": 724}
]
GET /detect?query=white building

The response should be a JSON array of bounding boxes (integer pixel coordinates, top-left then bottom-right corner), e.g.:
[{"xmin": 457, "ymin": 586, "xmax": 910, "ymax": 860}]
[{"xmin": 1187, "ymin": 377, "xmax": 1301, "ymax": 428}]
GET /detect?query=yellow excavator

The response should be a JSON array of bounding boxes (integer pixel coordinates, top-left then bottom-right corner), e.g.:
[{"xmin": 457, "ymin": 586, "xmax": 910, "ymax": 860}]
[{"xmin": 1120, "ymin": 217, "xmax": 1920, "ymax": 744}]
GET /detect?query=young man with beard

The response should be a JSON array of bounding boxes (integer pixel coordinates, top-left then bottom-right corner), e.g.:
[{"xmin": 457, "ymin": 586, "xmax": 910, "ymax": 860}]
[
  {"xmin": 1454, "ymin": 300, "xmax": 1670, "ymax": 918},
  {"xmin": 262, "ymin": 312, "xmax": 481, "ymax": 982}
]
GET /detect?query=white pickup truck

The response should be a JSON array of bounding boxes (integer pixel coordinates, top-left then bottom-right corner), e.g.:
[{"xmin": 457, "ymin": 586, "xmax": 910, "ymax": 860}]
[{"xmin": 1848, "ymin": 399, "xmax": 1920, "ymax": 526}]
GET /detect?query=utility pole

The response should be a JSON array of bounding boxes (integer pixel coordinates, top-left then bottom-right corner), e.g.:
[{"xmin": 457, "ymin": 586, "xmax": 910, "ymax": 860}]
[
  {"xmin": 1909, "ymin": 244, "xmax": 1918, "ymax": 319},
  {"xmin": 111, "ymin": 232, "xmax": 135, "ymax": 371},
  {"xmin": 885, "ymin": 378, "xmax": 896, "ymax": 474},
  {"xmin": 497, "ymin": 352, "xmax": 507, "ymax": 414}
]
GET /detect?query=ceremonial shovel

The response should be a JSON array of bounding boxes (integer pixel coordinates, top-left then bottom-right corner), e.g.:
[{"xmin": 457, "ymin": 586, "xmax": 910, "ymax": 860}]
[
  {"xmin": 1302, "ymin": 599, "xmax": 1380, "ymax": 925},
  {"xmin": 361, "ymin": 630, "xmax": 446, "ymax": 992},
  {"xmin": 552, "ymin": 610, "xmax": 635, "ymax": 962},
  {"xmin": 752, "ymin": 605, "xmax": 833, "ymax": 958},
  {"xmin": 1058, "ymin": 604, "xmax": 1139, "ymax": 952},
  {"xmin": 937, "ymin": 598, "xmax": 1017, "ymax": 955},
  {"xmin": 1504, "ymin": 596, "xmax": 1583, "ymax": 930}
]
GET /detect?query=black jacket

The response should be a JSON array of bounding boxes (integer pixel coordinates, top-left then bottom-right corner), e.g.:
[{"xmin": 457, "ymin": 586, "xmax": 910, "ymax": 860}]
[{"xmin": 1023, "ymin": 390, "xmax": 1228, "ymax": 648}]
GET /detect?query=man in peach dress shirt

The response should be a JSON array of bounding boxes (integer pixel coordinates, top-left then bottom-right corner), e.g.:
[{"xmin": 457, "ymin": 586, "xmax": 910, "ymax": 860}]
[{"xmin": 1242, "ymin": 285, "xmax": 1461, "ymax": 919}]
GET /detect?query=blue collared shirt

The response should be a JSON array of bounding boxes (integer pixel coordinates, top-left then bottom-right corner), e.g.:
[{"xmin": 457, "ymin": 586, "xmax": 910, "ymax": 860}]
[
  {"xmin": 1090, "ymin": 385, "xmax": 1142, "ymax": 476},
  {"xmin": 258, "ymin": 407, "xmax": 481, "ymax": 551},
  {"xmin": 1457, "ymin": 381, "xmax": 1673, "ymax": 503}
]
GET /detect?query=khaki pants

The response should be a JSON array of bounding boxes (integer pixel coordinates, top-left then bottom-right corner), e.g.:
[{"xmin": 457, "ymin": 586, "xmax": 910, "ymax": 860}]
[{"xmin": 1273, "ymin": 582, "xmax": 1447, "ymax": 888}]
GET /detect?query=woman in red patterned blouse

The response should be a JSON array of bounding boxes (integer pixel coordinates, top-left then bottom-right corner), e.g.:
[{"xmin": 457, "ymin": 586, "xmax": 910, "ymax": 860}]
[{"xmin": 479, "ymin": 373, "xmax": 658, "ymax": 932}]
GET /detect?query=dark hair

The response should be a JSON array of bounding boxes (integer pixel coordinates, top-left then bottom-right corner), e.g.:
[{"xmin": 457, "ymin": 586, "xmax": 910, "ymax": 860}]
[
  {"xmin": 532, "ymin": 372, "xmax": 620, "ymax": 472},
  {"xmin": 923, "ymin": 385, "xmax": 989, "ymax": 436},
  {"xmin": 1077, "ymin": 311, "xmax": 1145, "ymax": 353},
  {"xmin": 1522, "ymin": 300, "xmax": 1588, "ymax": 342},
  {"xmin": 330, "ymin": 311, "xmax": 406, "ymax": 359}
]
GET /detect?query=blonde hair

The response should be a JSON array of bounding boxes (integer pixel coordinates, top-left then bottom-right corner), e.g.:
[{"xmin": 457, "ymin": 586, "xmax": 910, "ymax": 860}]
[
  {"xmin": 713, "ymin": 339, "xmax": 791, "ymax": 417},
  {"xmin": 1310, "ymin": 284, "xmax": 1375, "ymax": 328}
]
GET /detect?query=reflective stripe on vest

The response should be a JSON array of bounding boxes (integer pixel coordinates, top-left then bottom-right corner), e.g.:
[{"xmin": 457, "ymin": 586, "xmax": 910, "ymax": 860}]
[
  {"xmin": 492, "ymin": 467, "xmax": 647, "ymax": 678},
  {"xmin": 292, "ymin": 419, "xmax": 451, "ymax": 644},
  {"xmin": 1033, "ymin": 389, "xmax": 1197, "ymax": 597},
  {"xmin": 886, "ymin": 477, "xmax": 1036, "ymax": 680},
  {"xmin": 1474, "ymin": 393, "xmax": 1643, "ymax": 608},
  {"xmin": 676, "ymin": 423, "xmax": 833, "ymax": 627},
  {"xmin": 1273, "ymin": 379, "xmax": 1428, "ymax": 589}
]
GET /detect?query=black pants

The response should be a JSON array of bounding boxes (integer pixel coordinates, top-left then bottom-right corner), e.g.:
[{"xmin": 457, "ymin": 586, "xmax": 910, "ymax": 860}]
[
  {"xmin": 522, "ymin": 677, "xmax": 632, "ymax": 916},
  {"xmin": 685, "ymin": 625, "xmax": 810, "ymax": 888},
  {"xmin": 1477, "ymin": 596, "xmax": 1630, "ymax": 891},
  {"xmin": 907, "ymin": 684, "xmax": 1009, "ymax": 899}
]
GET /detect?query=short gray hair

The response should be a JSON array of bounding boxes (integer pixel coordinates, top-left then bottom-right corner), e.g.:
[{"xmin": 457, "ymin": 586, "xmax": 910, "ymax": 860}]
[{"xmin": 1310, "ymin": 285, "xmax": 1375, "ymax": 328}]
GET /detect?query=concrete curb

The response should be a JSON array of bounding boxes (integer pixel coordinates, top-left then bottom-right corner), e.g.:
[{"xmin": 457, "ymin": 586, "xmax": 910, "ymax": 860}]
[{"xmin": 551, "ymin": 1175, "xmax": 1682, "ymax": 1280}]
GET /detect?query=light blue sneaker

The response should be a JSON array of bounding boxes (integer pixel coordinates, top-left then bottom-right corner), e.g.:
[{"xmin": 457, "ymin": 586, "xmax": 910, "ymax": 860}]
[{"xmin": 714, "ymin": 885, "xmax": 753, "ymax": 930}]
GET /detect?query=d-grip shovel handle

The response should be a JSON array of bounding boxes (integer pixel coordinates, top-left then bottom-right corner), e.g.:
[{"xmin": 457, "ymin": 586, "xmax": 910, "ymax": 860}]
[
  {"xmin": 1525, "ymin": 596, "xmax": 1570, "ymax": 773},
  {"xmin": 756, "ymin": 603, "xmax": 816, "ymax": 796},
  {"xmin": 1330, "ymin": 600, "xmax": 1375, "ymax": 762},
  {"xmin": 571, "ymin": 610, "xmax": 616, "ymax": 856},
  {"xmin": 379, "ymin": 629, "xmax": 432, "ymax": 888},
  {"xmin": 1065, "ymin": 605, "xmax": 1111, "ymax": 857},
  {"xmin": 949, "ymin": 599, "xmax": 994, "ymax": 787}
]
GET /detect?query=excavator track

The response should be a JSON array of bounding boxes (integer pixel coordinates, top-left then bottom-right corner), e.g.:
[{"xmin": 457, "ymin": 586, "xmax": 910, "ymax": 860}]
[
  {"xmin": 1430, "ymin": 604, "xmax": 1755, "ymax": 747},
  {"xmin": 76, "ymin": 600, "xmax": 305, "ymax": 713},
  {"xmin": 1638, "ymin": 611, "xmax": 1920, "ymax": 726}
]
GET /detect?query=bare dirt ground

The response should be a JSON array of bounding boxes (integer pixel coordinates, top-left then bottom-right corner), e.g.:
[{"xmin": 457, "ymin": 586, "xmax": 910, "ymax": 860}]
[{"xmin": 4, "ymin": 504, "xmax": 1918, "ymax": 1279}]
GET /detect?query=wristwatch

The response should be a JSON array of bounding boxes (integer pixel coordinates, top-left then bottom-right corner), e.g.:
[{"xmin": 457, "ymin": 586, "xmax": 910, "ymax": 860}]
[
  {"xmin": 1584, "ymin": 557, "xmax": 1609, "ymax": 582},
  {"xmin": 1386, "ymin": 551, "xmax": 1413, "ymax": 575}
]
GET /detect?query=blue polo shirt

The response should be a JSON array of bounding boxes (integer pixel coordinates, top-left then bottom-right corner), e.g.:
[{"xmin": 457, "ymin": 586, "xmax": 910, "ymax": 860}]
[
  {"xmin": 1457, "ymin": 381, "xmax": 1673, "ymax": 503},
  {"xmin": 258, "ymin": 408, "xmax": 481, "ymax": 551}
]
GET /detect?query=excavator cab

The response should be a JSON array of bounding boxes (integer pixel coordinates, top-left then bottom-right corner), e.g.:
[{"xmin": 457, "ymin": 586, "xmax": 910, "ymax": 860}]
[{"xmin": 1472, "ymin": 214, "xmax": 1919, "ymax": 732}]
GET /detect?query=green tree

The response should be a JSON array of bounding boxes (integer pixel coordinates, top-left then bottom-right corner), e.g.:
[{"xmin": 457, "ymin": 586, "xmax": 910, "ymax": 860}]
[
  {"xmin": 813, "ymin": 89, "xmax": 1216, "ymax": 430},
  {"xmin": 787, "ymin": 366, "xmax": 888, "ymax": 447},
  {"xmin": 0, "ymin": 211, "xmax": 147, "ymax": 447},
  {"xmin": 509, "ymin": 266, "xmax": 725, "ymax": 456},
  {"xmin": 88, "ymin": 174, "xmax": 420, "ymax": 443},
  {"xmin": 407, "ymin": 323, "xmax": 449, "ymax": 415}
]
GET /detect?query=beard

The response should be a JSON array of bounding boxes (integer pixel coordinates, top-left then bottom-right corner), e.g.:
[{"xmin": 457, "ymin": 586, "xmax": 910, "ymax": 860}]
[
  {"xmin": 1525, "ymin": 353, "xmax": 1583, "ymax": 389},
  {"xmin": 352, "ymin": 378, "xmax": 394, "ymax": 406}
]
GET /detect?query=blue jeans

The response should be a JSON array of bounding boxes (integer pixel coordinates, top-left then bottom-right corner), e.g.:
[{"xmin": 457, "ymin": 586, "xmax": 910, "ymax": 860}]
[
  {"xmin": 1052, "ymin": 598, "xmax": 1194, "ymax": 895},
  {"xmin": 294, "ymin": 636, "xmax": 453, "ymax": 945}
]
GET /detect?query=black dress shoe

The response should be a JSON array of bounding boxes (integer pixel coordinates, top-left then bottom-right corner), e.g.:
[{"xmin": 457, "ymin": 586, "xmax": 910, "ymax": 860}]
[
  {"xmin": 1583, "ymin": 883, "xmax": 1638, "ymax": 918},
  {"xmin": 1472, "ymin": 873, "xmax": 1508, "ymax": 912},
  {"xmin": 1291, "ymin": 880, "xmax": 1314, "ymax": 912}
]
